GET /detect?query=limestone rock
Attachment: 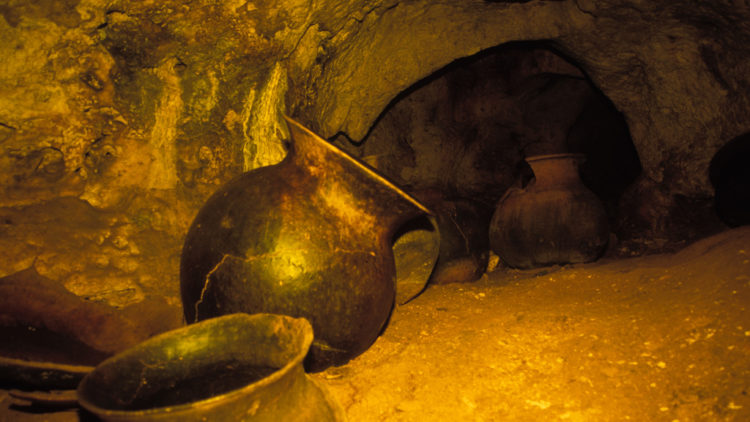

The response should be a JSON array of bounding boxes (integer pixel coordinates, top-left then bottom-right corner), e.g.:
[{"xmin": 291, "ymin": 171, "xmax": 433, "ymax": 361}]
[{"xmin": 0, "ymin": 0, "xmax": 747, "ymax": 311}]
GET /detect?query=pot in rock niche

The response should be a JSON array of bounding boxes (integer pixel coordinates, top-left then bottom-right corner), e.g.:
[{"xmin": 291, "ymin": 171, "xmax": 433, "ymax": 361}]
[
  {"xmin": 412, "ymin": 192, "xmax": 490, "ymax": 285},
  {"xmin": 432, "ymin": 198, "xmax": 490, "ymax": 284},
  {"xmin": 77, "ymin": 313, "xmax": 346, "ymax": 421},
  {"xmin": 180, "ymin": 116, "xmax": 435, "ymax": 371},
  {"xmin": 489, "ymin": 153, "xmax": 609, "ymax": 269}
]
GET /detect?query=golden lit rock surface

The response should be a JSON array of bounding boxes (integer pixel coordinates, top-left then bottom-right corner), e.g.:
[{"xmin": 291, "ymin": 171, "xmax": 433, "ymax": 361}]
[
  {"xmin": 1, "ymin": 1, "xmax": 750, "ymax": 418},
  {"xmin": 314, "ymin": 227, "xmax": 750, "ymax": 421},
  {"xmin": 1, "ymin": 0, "xmax": 748, "ymax": 307},
  {"xmin": 3, "ymin": 227, "xmax": 749, "ymax": 421}
]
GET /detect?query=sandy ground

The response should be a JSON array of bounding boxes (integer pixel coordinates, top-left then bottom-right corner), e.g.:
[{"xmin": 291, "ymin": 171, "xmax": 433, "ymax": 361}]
[{"xmin": 2, "ymin": 227, "xmax": 750, "ymax": 421}]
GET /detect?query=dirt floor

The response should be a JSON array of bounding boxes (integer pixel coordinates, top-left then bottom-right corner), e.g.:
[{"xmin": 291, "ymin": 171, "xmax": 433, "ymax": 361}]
[{"xmin": 2, "ymin": 227, "xmax": 750, "ymax": 421}]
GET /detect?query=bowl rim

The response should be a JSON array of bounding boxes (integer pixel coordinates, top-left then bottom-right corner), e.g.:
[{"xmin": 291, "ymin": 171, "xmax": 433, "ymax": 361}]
[{"xmin": 76, "ymin": 312, "xmax": 313, "ymax": 418}]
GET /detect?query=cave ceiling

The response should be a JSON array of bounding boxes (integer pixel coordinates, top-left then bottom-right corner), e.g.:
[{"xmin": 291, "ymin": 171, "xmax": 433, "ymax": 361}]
[{"xmin": 2, "ymin": 0, "xmax": 749, "ymax": 201}]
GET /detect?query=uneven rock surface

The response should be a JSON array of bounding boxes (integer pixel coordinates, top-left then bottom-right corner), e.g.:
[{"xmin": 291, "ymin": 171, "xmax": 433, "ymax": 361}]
[
  {"xmin": 309, "ymin": 0, "xmax": 750, "ymax": 198},
  {"xmin": 2, "ymin": 227, "xmax": 749, "ymax": 421},
  {"xmin": 314, "ymin": 227, "xmax": 750, "ymax": 421},
  {"xmin": 1, "ymin": 0, "xmax": 748, "ymax": 310},
  {"xmin": 1, "ymin": 1, "xmax": 749, "ymax": 418}
]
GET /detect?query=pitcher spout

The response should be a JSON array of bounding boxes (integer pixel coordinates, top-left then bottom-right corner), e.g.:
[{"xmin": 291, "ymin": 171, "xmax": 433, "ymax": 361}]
[{"xmin": 283, "ymin": 115, "xmax": 433, "ymax": 230}]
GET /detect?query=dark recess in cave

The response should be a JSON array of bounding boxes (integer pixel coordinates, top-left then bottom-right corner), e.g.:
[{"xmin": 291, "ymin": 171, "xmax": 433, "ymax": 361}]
[
  {"xmin": 710, "ymin": 132, "xmax": 750, "ymax": 227},
  {"xmin": 339, "ymin": 41, "xmax": 643, "ymax": 278},
  {"xmin": 361, "ymin": 41, "xmax": 641, "ymax": 214}
]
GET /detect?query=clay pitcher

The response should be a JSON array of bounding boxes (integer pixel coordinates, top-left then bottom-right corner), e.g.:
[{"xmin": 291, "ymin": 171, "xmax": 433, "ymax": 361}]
[
  {"xmin": 489, "ymin": 153, "xmax": 608, "ymax": 269},
  {"xmin": 180, "ymin": 116, "xmax": 433, "ymax": 371}
]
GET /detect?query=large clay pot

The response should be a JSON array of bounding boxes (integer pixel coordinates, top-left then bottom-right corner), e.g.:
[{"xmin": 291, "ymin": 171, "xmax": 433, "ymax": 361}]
[
  {"xmin": 77, "ymin": 313, "xmax": 346, "ymax": 421},
  {"xmin": 489, "ymin": 153, "xmax": 609, "ymax": 269},
  {"xmin": 180, "ymin": 116, "xmax": 433, "ymax": 371}
]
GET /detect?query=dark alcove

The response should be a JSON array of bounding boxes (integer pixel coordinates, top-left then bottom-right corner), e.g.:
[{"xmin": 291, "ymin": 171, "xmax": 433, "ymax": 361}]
[
  {"xmin": 335, "ymin": 42, "xmax": 642, "ymax": 282},
  {"xmin": 710, "ymin": 132, "xmax": 750, "ymax": 227}
]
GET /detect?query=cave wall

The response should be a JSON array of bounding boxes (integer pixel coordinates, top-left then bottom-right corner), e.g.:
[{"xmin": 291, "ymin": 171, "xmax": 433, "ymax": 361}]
[
  {"xmin": 0, "ymin": 0, "xmax": 748, "ymax": 311},
  {"xmin": 330, "ymin": 46, "xmax": 626, "ymax": 201},
  {"xmin": 306, "ymin": 0, "xmax": 750, "ymax": 198}
]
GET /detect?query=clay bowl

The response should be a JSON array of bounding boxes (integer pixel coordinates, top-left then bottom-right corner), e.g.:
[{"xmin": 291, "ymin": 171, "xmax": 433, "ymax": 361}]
[{"xmin": 76, "ymin": 313, "xmax": 345, "ymax": 421}]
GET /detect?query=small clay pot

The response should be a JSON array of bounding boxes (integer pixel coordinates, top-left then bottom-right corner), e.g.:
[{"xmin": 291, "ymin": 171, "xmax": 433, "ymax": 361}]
[
  {"xmin": 428, "ymin": 198, "xmax": 490, "ymax": 285},
  {"xmin": 489, "ymin": 153, "xmax": 609, "ymax": 268}
]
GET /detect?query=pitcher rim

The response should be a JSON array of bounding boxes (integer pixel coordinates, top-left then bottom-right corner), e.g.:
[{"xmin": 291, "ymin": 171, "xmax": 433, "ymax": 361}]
[
  {"xmin": 525, "ymin": 153, "xmax": 585, "ymax": 163},
  {"xmin": 283, "ymin": 115, "xmax": 432, "ymax": 216}
]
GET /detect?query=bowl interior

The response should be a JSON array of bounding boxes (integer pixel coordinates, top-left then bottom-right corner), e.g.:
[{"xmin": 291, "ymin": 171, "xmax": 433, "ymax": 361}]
[{"xmin": 77, "ymin": 313, "xmax": 311, "ymax": 412}]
